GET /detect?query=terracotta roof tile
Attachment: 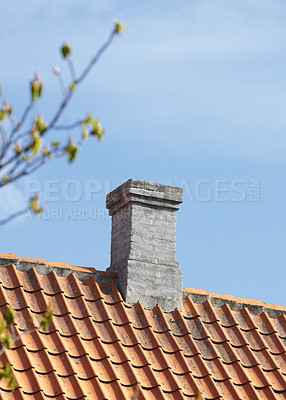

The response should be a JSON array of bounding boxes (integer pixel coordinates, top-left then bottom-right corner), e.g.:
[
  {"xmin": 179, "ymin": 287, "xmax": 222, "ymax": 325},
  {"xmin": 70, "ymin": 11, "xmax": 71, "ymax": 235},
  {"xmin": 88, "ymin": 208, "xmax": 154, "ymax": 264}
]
[
  {"xmin": 174, "ymin": 334, "xmax": 200, "ymax": 358},
  {"xmin": 81, "ymin": 337, "xmax": 108, "ymax": 361},
  {"xmin": 0, "ymin": 255, "xmax": 286, "ymax": 399}
]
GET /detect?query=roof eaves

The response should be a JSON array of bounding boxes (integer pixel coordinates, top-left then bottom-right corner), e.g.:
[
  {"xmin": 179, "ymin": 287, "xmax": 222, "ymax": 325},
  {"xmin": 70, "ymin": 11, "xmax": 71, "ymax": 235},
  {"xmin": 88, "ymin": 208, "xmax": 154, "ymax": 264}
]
[
  {"xmin": 183, "ymin": 287, "xmax": 286, "ymax": 318},
  {"xmin": 0, "ymin": 253, "xmax": 118, "ymax": 285}
]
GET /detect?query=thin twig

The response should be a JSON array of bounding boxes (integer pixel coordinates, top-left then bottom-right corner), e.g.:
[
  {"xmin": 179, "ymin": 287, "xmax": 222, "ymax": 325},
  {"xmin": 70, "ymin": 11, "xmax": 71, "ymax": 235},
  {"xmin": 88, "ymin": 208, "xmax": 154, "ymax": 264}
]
[
  {"xmin": 67, "ymin": 58, "xmax": 76, "ymax": 82},
  {"xmin": 0, "ymin": 26, "xmax": 119, "ymax": 195},
  {"xmin": 0, "ymin": 327, "xmax": 36, "ymax": 358},
  {"xmin": 10, "ymin": 102, "xmax": 33, "ymax": 138},
  {"xmin": 0, "ymin": 125, "xmax": 7, "ymax": 146},
  {"xmin": 47, "ymin": 30, "xmax": 116, "ymax": 131},
  {"xmin": 0, "ymin": 206, "xmax": 30, "ymax": 226},
  {"xmin": 77, "ymin": 29, "xmax": 116, "ymax": 85},
  {"xmin": 56, "ymin": 71, "xmax": 67, "ymax": 96},
  {"xmin": 53, "ymin": 119, "xmax": 85, "ymax": 131}
]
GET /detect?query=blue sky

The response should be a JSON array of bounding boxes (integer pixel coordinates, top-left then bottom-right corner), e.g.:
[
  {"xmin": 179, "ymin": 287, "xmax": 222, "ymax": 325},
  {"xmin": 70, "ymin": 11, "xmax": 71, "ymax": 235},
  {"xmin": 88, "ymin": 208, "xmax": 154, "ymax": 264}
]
[{"xmin": 1, "ymin": 0, "xmax": 286, "ymax": 306}]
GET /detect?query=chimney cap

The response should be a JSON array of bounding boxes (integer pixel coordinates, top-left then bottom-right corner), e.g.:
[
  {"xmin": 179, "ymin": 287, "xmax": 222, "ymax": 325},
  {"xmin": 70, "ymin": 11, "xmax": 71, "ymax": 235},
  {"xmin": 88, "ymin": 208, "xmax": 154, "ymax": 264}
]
[{"xmin": 106, "ymin": 179, "xmax": 183, "ymax": 215}]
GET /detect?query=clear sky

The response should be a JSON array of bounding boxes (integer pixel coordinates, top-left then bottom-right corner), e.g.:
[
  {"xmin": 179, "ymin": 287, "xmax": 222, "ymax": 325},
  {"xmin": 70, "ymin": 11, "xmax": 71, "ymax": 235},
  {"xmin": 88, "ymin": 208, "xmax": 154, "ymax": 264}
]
[{"xmin": 1, "ymin": 0, "xmax": 286, "ymax": 306}]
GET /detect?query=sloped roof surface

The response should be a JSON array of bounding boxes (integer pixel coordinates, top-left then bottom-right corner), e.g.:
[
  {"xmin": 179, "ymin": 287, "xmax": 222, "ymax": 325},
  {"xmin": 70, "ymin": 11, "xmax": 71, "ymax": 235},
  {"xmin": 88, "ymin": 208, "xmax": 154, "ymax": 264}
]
[{"xmin": 0, "ymin": 254, "xmax": 286, "ymax": 400}]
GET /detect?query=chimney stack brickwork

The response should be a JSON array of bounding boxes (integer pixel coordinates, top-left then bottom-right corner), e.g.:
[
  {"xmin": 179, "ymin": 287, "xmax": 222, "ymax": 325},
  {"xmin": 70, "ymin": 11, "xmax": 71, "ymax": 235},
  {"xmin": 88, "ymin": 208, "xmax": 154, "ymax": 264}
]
[{"xmin": 106, "ymin": 180, "xmax": 183, "ymax": 312}]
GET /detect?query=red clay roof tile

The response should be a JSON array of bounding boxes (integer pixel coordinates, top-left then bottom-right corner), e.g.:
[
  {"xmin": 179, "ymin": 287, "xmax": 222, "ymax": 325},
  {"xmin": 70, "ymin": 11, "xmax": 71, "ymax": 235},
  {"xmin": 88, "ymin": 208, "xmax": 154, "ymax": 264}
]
[
  {"xmin": 121, "ymin": 344, "xmax": 149, "ymax": 368},
  {"xmin": 0, "ymin": 255, "xmax": 286, "ymax": 399}
]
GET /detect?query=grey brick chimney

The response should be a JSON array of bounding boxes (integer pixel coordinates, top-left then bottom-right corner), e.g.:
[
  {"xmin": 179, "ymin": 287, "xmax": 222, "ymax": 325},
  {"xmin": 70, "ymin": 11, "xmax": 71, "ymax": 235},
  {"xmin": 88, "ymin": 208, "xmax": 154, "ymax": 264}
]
[{"xmin": 106, "ymin": 179, "xmax": 183, "ymax": 312}]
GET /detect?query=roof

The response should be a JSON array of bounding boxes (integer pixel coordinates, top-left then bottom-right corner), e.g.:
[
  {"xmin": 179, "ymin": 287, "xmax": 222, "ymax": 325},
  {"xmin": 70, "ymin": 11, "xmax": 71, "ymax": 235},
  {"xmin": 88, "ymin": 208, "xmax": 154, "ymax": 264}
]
[{"xmin": 0, "ymin": 254, "xmax": 286, "ymax": 400}]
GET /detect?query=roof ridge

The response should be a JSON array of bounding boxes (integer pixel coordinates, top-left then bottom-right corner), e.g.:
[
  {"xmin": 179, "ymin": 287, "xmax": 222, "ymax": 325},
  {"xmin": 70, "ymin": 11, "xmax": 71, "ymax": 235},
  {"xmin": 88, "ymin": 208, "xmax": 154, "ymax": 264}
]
[
  {"xmin": 183, "ymin": 287, "xmax": 286, "ymax": 317},
  {"xmin": 0, "ymin": 253, "xmax": 117, "ymax": 284}
]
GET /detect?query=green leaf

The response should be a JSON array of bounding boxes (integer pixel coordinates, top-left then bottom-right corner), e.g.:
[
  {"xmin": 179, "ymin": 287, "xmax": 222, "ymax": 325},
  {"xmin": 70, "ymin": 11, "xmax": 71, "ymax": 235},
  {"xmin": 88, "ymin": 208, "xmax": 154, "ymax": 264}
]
[
  {"xmin": 69, "ymin": 81, "xmax": 76, "ymax": 91},
  {"xmin": 114, "ymin": 21, "xmax": 126, "ymax": 35},
  {"xmin": 0, "ymin": 314, "xmax": 7, "ymax": 337},
  {"xmin": 4, "ymin": 100, "xmax": 13, "ymax": 115},
  {"xmin": 0, "ymin": 110, "xmax": 7, "ymax": 121},
  {"xmin": 90, "ymin": 119, "xmax": 106, "ymax": 140},
  {"xmin": 14, "ymin": 142, "xmax": 21, "ymax": 154},
  {"xmin": 41, "ymin": 304, "xmax": 53, "ymax": 332},
  {"xmin": 41, "ymin": 318, "xmax": 49, "ymax": 332},
  {"xmin": 31, "ymin": 136, "xmax": 42, "ymax": 156},
  {"xmin": 2, "ymin": 363, "xmax": 18, "ymax": 390},
  {"xmin": 52, "ymin": 141, "xmax": 61, "ymax": 148},
  {"xmin": 30, "ymin": 193, "xmax": 44, "ymax": 216},
  {"xmin": 31, "ymin": 75, "xmax": 44, "ymax": 102},
  {"xmin": 2, "ymin": 175, "xmax": 9, "ymax": 184},
  {"xmin": 82, "ymin": 126, "xmax": 88, "ymax": 140},
  {"xmin": 84, "ymin": 114, "xmax": 93, "ymax": 125},
  {"xmin": 65, "ymin": 138, "xmax": 78, "ymax": 162},
  {"xmin": 61, "ymin": 42, "xmax": 71, "ymax": 58},
  {"xmin": 196, "ymin": 391, "xmax": 204, "ymax": 400},
  {"xmin": 43, "ymin": 145, "xmax": 51, "ymax": 157},
  {"xmin": 35, "ymin": 115, "xmax": 47, "ymax": 134},
  {"xmin": 30, "ymin": 193, "xmax": 40, "ymax": 211},
  {"xmin": 34, "ymin": 207, "xmax": 44, "ymax": 216},
  {"xmin": 7, "ymin": 372, "xmax": 18, "ymax": 390},
  {"xmin": 3, "ymin": 307, "xmax": 15, "ymax": 326},
  {"xmin": 4, "ymin": 334, "xmax": 12, "ymax": 349}
]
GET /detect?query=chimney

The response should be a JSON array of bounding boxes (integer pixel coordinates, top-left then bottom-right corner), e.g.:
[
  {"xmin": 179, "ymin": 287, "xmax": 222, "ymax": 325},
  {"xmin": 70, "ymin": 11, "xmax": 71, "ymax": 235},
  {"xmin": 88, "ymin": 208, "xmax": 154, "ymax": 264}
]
[{"xmin": 106, "ymin": 179, "xmax": 183, "ymax": 312}]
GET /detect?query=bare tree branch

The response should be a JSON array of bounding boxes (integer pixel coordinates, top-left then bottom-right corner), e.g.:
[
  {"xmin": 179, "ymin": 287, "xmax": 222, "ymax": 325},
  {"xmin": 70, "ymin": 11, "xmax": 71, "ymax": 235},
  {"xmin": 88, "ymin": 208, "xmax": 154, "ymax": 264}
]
[
  {"xmin": 0, "ymin": 23, "xmax": 124, "ymax": 225},
  {"xmin": 77, "ymin": 28, "xmax": 116, "ymax": 85},
  {"xmin": 0, "ymin": 206, "xmax": 29, "ymax": 226},
  {"xmin": 53, "ymin": 119, "xmax": 85, "ymax": 131}
]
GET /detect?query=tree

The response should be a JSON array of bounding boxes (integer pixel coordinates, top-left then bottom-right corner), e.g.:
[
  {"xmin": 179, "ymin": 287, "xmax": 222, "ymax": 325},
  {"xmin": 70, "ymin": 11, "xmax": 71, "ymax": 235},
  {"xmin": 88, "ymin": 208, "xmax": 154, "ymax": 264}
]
[
  {"xmin": 0, "ymin": 21, "xmax": 125, "ymax": 226},
  {"xmin": 0, "ymin": 21, "xmax": 126, "ymax": 390}
]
